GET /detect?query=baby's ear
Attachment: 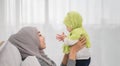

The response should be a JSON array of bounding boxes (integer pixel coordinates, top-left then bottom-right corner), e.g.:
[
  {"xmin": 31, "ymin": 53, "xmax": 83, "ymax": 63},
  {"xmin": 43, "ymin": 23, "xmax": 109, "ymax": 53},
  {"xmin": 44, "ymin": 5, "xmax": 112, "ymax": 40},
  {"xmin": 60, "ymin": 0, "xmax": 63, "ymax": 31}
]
[
  {"xmin": 80, "ymin": 34, "xmax": 84, "ymax": 36},
  {"xmin": 80, "ymin": 34, "xmax": 83, "ymax": 36}
]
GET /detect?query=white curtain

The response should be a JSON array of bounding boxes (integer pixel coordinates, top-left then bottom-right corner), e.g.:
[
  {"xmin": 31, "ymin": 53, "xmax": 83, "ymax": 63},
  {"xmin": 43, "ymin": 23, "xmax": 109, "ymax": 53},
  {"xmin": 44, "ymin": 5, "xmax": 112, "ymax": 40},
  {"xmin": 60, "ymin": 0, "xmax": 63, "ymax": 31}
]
[
  {"xmin": 2, "ymin": 0, "xmax": 103, "ymax": 34},
  {"xmin": 3, "ymin": 0, "xmax": 103, "ymax": 33},
  {"xmin": 1, "ymin": 0, "xmax": 120, "ymax": 39},
  {"xmin": 19, "ymin": 0, "xmax": 45, "ymax": 25},
  {"xmin": 1, "ymin": 0, "xmax": 120, "ymax": 66}
]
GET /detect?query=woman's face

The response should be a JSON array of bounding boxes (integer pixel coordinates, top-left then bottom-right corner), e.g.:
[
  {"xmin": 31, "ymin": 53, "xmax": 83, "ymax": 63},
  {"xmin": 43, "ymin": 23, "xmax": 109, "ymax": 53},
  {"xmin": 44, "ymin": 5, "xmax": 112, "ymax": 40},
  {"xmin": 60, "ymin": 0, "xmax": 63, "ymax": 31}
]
[{"xmin": 38, "ymin": 31, "xmax": 46, "ymax": 49}]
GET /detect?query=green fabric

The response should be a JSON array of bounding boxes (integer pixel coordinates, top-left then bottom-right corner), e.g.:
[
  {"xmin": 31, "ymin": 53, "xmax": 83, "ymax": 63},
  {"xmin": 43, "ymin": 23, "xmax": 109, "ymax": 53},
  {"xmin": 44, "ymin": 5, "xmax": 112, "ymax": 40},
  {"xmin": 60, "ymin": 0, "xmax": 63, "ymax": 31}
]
[
  {"xmin": 63, "ymin": 44, "xmax": 70, "ymax": 54},
  {"xmin": 63, "ymin": 28, "xmax": 91, "ymax": 54},
  {"xmin": 63, "ymin": 11, "xmax": 91, "ymax": 54},
  {"xmin": 64, "ymin": 11, "xmax": 82, "ymax": 29}
]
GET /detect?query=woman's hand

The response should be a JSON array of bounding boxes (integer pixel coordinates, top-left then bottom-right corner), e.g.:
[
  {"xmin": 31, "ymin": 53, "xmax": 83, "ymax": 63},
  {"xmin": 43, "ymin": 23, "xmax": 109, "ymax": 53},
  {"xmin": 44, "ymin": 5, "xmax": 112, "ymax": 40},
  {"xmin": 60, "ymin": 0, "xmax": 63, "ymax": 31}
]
[
  {"xmin": 71, "ymin": 36, "xmax": 86, "ymax": 52},
  {"xmin": 69, "ymin": 36, "xmax": 86, "ymax": 60}
]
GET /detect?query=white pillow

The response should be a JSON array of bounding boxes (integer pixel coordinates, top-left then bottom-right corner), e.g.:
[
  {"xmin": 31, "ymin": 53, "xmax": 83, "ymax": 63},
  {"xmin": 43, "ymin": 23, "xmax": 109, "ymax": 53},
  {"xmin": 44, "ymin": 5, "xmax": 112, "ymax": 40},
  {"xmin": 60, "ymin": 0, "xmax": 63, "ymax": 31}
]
[
  {"xmin": 0, "ymin": 41, "xmax": 22, "ymax": 66},
  {"xmin": 21, "ymin": 56, "xmax": 41, "ymax": 66}
]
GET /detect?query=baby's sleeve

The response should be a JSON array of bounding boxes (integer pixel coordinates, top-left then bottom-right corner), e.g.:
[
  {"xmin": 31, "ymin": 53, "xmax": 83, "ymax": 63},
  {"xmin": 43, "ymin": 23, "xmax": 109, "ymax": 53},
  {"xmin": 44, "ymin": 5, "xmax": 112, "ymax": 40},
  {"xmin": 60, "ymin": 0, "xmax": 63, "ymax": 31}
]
[
  {"xmin": 64, "ymin": 29, "xmax": 81, "ymax": 46},
  {"xmin": 64, "ymin": 37, "xmax": 78, "ymax": 46}
]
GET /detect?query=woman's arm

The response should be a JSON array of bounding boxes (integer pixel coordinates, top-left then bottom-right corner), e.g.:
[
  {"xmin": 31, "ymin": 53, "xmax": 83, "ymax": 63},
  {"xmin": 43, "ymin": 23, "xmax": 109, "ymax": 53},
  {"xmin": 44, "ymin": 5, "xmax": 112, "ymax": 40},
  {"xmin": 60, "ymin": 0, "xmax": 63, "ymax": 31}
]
[
  {"xmin": 61, "ymin": 54, "xmax": 69, "ymax": 66},
  {"xmin": 69, "ymin": 36, "xmax": 86, "ymax": 60},
  {"xmin": 61, "ymin": 36, "xmax": 86, "ymax": 66}
]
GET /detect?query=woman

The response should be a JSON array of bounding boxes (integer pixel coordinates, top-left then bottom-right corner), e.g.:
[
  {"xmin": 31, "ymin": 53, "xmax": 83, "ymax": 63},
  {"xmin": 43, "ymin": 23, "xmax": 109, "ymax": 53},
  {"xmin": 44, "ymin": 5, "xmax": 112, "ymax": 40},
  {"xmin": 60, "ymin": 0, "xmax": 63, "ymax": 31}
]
[{"xmin": 8, "ymin": 27, "xmax": 86, "ymax": 66}]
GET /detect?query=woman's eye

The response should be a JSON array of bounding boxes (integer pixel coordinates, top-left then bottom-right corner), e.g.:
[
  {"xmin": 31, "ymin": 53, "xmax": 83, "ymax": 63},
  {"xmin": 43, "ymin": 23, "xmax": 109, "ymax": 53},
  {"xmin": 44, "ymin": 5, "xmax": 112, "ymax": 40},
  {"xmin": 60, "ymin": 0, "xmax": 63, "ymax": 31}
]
[{"xmin": 39, "ymin": 34, "xmax": 41, "ymax": 36}]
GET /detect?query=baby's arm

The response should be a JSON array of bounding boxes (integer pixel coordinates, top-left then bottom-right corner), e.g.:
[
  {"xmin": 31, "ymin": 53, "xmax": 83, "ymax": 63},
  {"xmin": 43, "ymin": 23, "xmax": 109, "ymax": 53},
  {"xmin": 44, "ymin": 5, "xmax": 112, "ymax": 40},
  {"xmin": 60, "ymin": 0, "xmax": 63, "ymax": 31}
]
[{"xmin": 64, "ymin": 28, "xmax": 82, "ymax": 46}]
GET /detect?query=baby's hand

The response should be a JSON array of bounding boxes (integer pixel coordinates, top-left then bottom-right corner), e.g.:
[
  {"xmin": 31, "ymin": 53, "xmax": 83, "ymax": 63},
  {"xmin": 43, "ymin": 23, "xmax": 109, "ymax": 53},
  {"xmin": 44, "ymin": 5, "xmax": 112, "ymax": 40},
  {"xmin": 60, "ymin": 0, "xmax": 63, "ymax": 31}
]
[{"xmin": 56, "ymin": 32, "xmax": 66, "ymax": 41}]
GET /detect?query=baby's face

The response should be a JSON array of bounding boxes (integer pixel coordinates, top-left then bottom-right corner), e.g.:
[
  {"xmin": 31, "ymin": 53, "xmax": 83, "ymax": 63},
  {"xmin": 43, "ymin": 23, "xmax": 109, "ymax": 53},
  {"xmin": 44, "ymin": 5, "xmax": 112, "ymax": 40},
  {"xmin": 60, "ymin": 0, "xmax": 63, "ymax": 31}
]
[{"xmin": 66, "ymin": 26, "xmax": 72, "ymax": 32}]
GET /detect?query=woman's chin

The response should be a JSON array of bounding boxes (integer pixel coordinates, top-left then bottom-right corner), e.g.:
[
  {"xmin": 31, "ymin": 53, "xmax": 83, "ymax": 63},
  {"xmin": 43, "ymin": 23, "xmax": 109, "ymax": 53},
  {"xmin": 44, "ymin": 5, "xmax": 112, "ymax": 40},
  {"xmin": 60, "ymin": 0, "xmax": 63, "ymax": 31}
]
[
  {"xmin": 43, "ymin": 47, "xmax": 46, "ymax": 49},
  {"xmin": 42, "ymin": 46, "xmax": 46, "ymax": 49}
]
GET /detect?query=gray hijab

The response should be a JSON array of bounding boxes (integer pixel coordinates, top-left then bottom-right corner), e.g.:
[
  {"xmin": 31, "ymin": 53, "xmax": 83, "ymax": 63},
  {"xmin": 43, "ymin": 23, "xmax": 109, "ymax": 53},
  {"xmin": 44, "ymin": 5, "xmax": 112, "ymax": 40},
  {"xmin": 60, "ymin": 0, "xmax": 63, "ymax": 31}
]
[{"xmin": 8, "ymin": 27, "xmax": 54, "ymax": 66}]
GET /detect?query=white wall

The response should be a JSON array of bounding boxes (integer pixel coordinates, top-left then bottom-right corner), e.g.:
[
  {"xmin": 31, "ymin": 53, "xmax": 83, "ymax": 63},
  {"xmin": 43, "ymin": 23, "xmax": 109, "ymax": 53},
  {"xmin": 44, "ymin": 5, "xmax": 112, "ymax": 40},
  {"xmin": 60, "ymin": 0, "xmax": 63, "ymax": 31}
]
[
  {"xmin": 101, "ymin": 25, "xmax": 120, "ymax": 66},
  {"xmin": 102, "ymin": 0, "xmax": 120, "ymax": 24},
  {"xmin": 101, "ymin": 0, "xmax": 120, "ymax": 65},
  {"xmin": 0, "ymin": 0, "xmax": 6, "ymax": 40}
]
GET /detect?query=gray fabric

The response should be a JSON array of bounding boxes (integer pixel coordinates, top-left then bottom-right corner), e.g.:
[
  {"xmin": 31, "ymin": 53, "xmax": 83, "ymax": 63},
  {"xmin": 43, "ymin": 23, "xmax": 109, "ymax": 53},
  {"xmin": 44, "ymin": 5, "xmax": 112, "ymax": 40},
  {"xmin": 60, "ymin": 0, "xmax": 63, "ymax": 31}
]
[
  {"xmin": 61, "ymin": 59, "xmax": 76, "ymax": 66},
  {"xmin": 37, "ymin": 58, "xmax": 49, "ymax": 66},
  {"xmin": 37, "ymin": 57, "xmax": 56, "ymax": 66},
  {"xmin": 67, "ymin": 59, "xmax": 76, "ymax": 66},
  {"xmin": 21, "ymin": 56, "xmax": 41, "ymax": 66},
  {"xmin": 8, "ymin": 27, "xmax": 56, "ymax": 66},
  {"xmin": 60, "ymin": 63, "xmax": 66, "ymax": 66}
]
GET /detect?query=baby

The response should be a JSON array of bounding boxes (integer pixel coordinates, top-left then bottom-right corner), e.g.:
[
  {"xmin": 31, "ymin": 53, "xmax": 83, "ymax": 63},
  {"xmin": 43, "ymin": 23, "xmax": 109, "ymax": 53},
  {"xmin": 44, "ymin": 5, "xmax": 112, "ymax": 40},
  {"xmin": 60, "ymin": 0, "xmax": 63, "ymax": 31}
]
[{"xmin": 56, "ymin": 11, "xmax": 91, "ymax": 66}]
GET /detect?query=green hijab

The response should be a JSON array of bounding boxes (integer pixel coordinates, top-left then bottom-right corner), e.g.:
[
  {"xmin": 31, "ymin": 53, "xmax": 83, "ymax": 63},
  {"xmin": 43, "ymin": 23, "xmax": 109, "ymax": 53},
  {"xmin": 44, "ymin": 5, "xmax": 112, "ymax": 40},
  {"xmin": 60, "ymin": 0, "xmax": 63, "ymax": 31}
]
[{"xmin": 64, "ymin": 11, "xmax": 83, "ymax": 29}]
